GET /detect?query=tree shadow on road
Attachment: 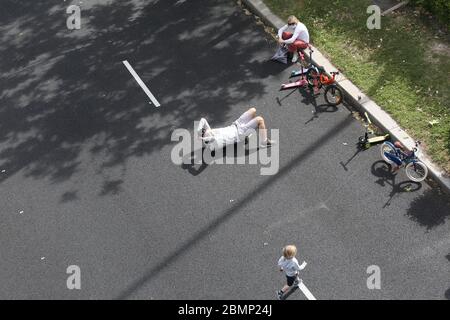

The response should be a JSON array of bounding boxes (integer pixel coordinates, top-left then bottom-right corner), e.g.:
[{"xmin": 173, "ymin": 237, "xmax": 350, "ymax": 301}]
[
  {"xmin": 60, "ymin": 190, "xmax": 79, "ymax": 203},
  {"xmin": 405, "ymin": 188, "xmax": 450, "ymax": 231},
  {"xmin": 0, "ymin": 0, "xmax": 284, "ymax": 200},
  {"xmin": 100, "ymin": 179, "xmax": 124, "ymax": 196}
]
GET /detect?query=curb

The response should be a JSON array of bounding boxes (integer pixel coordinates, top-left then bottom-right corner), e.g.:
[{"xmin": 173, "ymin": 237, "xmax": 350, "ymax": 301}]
[{"xmin": 241, "ymin": 0, "xmax": 450, "ymax": 195}]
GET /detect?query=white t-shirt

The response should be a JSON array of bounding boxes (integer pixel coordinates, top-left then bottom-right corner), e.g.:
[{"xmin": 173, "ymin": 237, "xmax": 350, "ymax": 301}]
[
  {"xmin": 278, "ymin": 22, "xmax": 310, "ymax": 44},
  {"xmin": 278, "ymin": 256, "xmax": 305, "ymax": 277},
  {"xmin": 211, "ymin": 126, "xmax": 239, "ymax": 148},
  {"xmin": 197, "ymin": 118, "xmax": 238, "ymax": 149}
]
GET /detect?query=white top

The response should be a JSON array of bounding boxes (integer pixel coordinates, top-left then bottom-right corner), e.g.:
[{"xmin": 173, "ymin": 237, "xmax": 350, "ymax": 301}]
[
  {"xmin": 278, "ymin": 256, "xmax": 306, "ymax": 277},
  {"xmin": 197, "ymin": 118, "xmax": 239, "ymax": 149},
  {"xmin": 278, "ymin": 22, "xmax": 310, "ymax": 44},
  {"xmin": 211, "ymin": 126, "xmax": 239, "ymax": 148}
]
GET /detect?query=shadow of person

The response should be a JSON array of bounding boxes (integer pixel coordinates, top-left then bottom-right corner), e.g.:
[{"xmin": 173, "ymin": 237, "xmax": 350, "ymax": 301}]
[
  {"xmin": 181, "ymin": 149, "xmax": 209, "ymax": 176},
  {"xmin": 180, "ymin": 138, "xmax": 260, "ymax": 176},
  {"xmin": 371, "ymin": 160, "xmax": 422, "ymax": 208},
  {"xmin": 280, "ymin": 284, "xmax": 300, "ymax": 300}
]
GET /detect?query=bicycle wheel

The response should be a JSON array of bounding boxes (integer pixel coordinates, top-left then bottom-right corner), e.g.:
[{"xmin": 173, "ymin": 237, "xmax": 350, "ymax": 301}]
[
  {"xmin": 324, "ymin": 85, "xmax": 343, "ymax": 106},
  {"xmin": 380, "ymin": 141, "xmax": 397, "ymax": 164},
  {"xmin": 405, "ymin": 161, "xmax": 428, "ymax": 182}
]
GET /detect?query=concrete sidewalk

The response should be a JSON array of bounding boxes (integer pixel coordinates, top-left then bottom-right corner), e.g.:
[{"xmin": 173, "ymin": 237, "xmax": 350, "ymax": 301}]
[{"xmin": 241, "ymin": 0, "xmax": 450, "ymax": 195}]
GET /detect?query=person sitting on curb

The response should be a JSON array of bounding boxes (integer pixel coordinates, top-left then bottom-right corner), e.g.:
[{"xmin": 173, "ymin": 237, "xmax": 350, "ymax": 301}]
[
  {"xmin": 197, "ymin": 107, "xmax": 276, "ymax": 149},
  {"xmin": 277, "ymin": 15, "xmax": 310, "ymax": 63}
]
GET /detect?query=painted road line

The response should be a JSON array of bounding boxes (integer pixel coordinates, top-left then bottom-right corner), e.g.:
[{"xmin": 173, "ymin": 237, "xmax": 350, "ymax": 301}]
[
  {"xmin": 122, "ymin": 60, "xmax": 161, "ymax": 107},
  {"xmin": 298, "ymin": 282, "xmax": 317, "ymax": 300}
]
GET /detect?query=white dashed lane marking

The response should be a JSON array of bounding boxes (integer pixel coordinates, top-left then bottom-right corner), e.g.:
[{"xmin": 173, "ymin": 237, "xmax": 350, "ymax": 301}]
[
  {"xmin": 299, "ymin": 282, "xmax": 317, "ymax": 300},
  {"xmin": 122, "ymin": 60, "xmax": 161, "ymax": 107}
]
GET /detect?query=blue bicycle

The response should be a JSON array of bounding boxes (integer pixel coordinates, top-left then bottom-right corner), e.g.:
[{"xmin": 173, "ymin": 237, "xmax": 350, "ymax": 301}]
[{"xmin": 380, "ymin": 141, "xmax": 428, "ymax": 182}]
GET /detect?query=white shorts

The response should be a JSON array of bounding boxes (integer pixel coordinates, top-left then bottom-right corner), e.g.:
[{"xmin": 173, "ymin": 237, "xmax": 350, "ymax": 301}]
[{"xmin": 233, "ymin": 110, "xmax": 259, "ymax": 138}]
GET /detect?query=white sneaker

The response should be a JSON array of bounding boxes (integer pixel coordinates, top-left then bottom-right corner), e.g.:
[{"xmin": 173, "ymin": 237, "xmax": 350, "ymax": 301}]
[
  {"xmin": 276, "ymin": 290, "xmax": 283, "ymax": 300},
  {"xmin": 292, "ymin": 52, "xmax": 299, "ymax": 63}
]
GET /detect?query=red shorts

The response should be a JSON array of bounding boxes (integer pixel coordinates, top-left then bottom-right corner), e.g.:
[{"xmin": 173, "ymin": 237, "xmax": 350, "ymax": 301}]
[{"xmin": 281, "ymin": 31, "xmax": 309, "ymax": 52}]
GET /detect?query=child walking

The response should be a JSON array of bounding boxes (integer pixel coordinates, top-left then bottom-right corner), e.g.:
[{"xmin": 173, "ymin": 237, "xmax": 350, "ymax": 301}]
[{"xmin": 276, "ymin": 245, "xmax": 307, "ymax": 300}]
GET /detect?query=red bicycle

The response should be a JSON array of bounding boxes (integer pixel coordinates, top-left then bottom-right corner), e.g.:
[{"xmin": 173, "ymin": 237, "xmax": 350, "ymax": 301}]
[
  {"xmin": 281, "ymin": 48, "xmax": 344, "ymax": 106},
  {"xmin": 308, "ymin": 68, "xmax": 343, "ymax": 106}
]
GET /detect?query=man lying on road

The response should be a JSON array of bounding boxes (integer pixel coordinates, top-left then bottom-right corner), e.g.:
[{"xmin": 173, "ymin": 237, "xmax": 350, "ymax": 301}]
[{"xmin": 197, "ymin": 107, "xmax": 276, "ymax": 149}]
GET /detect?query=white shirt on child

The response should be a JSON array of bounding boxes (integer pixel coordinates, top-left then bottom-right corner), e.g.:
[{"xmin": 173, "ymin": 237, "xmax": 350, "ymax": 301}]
[
  {"xmin": 277, "ymin": 23, "xmax": 310, "ymax": 44},
  {"xmin": 278, "ymin": 256, "xmax": 305, "ymax": 277}
]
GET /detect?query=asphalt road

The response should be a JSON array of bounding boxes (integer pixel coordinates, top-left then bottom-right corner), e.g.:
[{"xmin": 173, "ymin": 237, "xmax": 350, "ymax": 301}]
[{"xmin": 1, "ymin": 0, "xmax": 449, "ymax": 300}]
